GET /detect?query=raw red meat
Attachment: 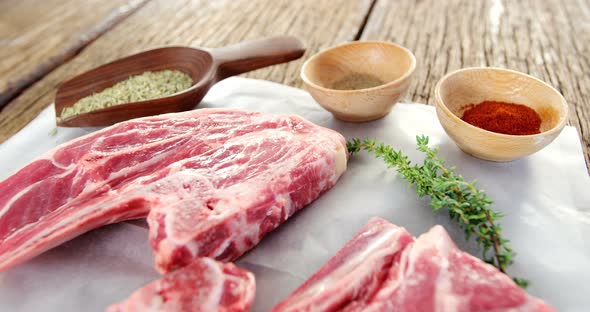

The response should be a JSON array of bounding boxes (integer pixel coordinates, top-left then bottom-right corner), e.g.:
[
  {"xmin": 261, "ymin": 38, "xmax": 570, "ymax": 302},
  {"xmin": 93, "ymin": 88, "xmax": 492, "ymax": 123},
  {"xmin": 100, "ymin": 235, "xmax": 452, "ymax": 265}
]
[
  {"xmin": 0, "ymin": 109, "xmax": 347, "ymax": 272},
  {"xmin": 271, "ymin": 217, "xmax": 413, "ymax": 312},
  {"xmin": 362, "ymin": 225, "xmax": 555, "ymax": 312},
  {"xmin": 106, "ymin": 257, "xmax": 255, "ymax": 312},
  {"xmin": 273, "ymin": 220, "xmax": 555, "ymax": 312}
]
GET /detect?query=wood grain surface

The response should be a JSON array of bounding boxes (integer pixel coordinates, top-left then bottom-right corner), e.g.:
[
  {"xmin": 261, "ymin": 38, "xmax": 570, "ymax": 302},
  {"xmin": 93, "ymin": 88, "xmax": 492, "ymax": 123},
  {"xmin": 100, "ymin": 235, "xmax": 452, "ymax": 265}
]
[
  {"xmin": 0, "ymin": 0, "xmax": 588, "ymax": 171},
  {"xmin": 0, "ymin": 0, "xmax": 371, "ymax": 141},
  {"xmin": 0, "ymin": 0, "xmax": 149, "ymax": 107},
  {"xmin": 361, "ymin": 0, "xmax": 590, "ymax": 169}
]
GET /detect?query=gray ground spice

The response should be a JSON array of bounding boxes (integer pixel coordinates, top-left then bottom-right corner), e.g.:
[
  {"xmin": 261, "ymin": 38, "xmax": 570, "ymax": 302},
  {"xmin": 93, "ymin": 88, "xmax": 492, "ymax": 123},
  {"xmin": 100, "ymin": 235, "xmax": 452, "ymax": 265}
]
[{"xmin": 330, "ymin": 73, "xmax": 385, "ymax": 90}]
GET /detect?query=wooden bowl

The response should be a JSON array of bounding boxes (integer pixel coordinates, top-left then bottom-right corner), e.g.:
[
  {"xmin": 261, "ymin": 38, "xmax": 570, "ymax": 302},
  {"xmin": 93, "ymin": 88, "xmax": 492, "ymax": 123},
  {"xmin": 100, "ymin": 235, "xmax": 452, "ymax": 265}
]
[
  {"xmin": 435, "ymin": 67, "xmax": 568, "ymax": 161},
  {"xmin": 301, "ymin": 41, "xmax": 416, "ymax": 122}
]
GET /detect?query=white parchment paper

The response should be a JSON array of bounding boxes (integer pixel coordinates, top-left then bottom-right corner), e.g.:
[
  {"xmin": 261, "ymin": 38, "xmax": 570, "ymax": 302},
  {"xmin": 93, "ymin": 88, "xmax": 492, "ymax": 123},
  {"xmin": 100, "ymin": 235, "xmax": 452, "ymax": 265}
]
[{"xmin": 0, "ymin": 77, "xmax": 589, "ymax": 312}]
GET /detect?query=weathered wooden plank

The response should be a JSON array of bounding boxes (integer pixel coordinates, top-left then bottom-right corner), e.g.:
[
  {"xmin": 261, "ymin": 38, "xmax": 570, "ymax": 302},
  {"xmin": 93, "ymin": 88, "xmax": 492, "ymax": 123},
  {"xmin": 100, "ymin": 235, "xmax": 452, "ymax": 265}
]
[
  {"xmin": 0, "ymin": 0, "xmax": 150, "ymax": 108},
  {"xmin": 362, "ymin": 0, "xmax": 590, "ymax": 170},
  {"xmin": 0, "ymin": 0, "xmax": 371, "ymax": 142}
]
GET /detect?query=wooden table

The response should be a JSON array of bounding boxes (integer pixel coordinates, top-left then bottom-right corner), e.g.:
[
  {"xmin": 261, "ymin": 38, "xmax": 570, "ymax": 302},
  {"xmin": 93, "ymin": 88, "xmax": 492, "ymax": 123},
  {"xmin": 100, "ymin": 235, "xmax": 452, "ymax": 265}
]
[{"xmin": 1, "ymin": 0, "xmax": 588, "ymax": 172}]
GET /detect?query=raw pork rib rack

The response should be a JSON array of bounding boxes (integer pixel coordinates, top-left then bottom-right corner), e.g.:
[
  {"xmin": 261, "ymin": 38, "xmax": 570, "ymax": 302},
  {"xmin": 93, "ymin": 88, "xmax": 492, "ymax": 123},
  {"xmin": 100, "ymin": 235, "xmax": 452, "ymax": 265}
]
[
  {"xmin": 0, "ymin": 108, "xmax": 347, "ymax": 273},
  {"xmin": 107, "ymin": 258, "xmax": 255, "ymax": 312},
  {"xmin": 273, "ymin": 217, "xmax": 555, "ymax": 312}
]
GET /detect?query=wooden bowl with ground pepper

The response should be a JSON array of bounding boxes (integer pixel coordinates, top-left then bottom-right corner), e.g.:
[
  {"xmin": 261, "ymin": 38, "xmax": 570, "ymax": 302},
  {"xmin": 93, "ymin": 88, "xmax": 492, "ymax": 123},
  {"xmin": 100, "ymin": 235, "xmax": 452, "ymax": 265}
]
[
  {"xmin": 301, "ymin": 41, "xmax": 416, "ymax": 122},
  {"xmin": 435, "ymin": 67, "xmax": 568, "ymax": 162}
]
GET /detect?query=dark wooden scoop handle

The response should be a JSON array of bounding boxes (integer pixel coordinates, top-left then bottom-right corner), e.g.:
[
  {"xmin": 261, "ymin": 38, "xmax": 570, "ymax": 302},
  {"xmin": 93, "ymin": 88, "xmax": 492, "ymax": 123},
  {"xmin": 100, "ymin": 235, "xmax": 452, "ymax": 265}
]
[{"xmin": 210, "ymin": 36, "xmax": 305, "ymax": 80}]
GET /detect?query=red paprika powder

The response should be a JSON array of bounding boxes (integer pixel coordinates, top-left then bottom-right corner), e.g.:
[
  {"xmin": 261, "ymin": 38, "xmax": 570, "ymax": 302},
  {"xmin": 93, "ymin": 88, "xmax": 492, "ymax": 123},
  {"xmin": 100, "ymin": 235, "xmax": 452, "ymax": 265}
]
[{"xmin": 461, "ymin": 101, "xmax": 542, "ymax": 135}]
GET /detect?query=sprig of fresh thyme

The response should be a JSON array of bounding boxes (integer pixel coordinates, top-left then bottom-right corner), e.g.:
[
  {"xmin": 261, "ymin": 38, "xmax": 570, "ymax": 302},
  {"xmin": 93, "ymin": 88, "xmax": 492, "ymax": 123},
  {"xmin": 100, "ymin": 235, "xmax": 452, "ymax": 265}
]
[{"xmin": 347, "ymin": 135, "xmax": 528, "ymax": 288}]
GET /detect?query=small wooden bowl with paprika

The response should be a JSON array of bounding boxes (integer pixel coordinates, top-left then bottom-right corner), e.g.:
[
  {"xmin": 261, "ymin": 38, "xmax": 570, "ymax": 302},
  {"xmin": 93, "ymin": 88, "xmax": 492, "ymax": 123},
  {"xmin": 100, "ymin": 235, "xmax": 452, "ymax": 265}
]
[{"xmin": 435, "ymin": 67, "xmax": 568, "ymax": 162}]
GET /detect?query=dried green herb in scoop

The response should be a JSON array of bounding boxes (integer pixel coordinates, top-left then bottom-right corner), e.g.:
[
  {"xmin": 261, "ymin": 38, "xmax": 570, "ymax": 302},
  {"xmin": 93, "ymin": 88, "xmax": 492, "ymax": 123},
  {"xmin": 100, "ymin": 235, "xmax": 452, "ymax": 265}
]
[{"xmin": 59, "ymin": 70, "xmax": 193, "ymax": 120}]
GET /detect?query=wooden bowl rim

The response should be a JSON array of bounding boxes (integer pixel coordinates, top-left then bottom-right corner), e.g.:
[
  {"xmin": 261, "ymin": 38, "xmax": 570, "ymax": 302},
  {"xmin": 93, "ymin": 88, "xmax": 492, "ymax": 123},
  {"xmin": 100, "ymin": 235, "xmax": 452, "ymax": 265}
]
[
  {"xmin": 434, "ymin": 67, "xmax": 569, "ymax": 138},
  {"xmin": 300, "ymin": 40, "xmax": 416, "ymax": 94}
]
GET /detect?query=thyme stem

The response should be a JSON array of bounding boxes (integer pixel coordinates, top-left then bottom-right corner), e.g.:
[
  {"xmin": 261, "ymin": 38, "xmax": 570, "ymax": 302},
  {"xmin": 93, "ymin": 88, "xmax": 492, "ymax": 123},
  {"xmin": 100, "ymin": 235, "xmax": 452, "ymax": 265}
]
[{"xmin": 346, "ymin": 135, "xmax": 527, "ymax": 287}]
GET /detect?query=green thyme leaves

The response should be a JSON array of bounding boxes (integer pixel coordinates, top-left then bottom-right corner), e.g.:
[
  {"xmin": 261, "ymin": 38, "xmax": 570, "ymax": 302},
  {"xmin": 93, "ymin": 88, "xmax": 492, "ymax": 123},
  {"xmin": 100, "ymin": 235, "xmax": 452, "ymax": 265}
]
[{"xmin": 347, "ymin": 135, "xmax": 527, "ymax": 288}]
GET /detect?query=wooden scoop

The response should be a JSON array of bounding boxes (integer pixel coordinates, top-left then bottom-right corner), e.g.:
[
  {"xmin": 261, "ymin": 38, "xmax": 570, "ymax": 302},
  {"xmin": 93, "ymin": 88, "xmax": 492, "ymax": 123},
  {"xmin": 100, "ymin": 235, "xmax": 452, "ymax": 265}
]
[{"xmin": 54, "ymin": 36, "xmax": 305, "ymax": 127}]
